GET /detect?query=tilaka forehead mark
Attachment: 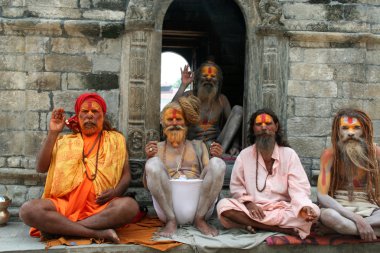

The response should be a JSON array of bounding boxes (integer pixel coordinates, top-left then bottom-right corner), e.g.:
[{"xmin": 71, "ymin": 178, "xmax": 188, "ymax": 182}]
[
  {"xmin": 255, "ymin": 113, "xmax": 273, "ymax": 123},
  {"xmin": 340, "ymin": 116, "xmax": 361, "ymax": 126}
]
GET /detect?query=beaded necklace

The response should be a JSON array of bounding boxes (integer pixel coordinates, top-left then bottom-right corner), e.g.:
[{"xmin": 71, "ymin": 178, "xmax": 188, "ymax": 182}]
[
  {"xmin": 255, "ymin": 148, "xmax": 274, "ymax": 192},
  {"xmin": 163, "ymin": 140, "xmax": 187, "ymax": 177},
  {"xmin": 82, "ymin": 131, "xmax": 102, "ymax": 181}
]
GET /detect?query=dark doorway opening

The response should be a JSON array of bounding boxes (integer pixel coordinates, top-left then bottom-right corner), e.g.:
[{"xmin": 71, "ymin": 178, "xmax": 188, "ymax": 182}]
[{"xmin": 162, "ymin": 0, "xmax": 246, "ymax": 107}]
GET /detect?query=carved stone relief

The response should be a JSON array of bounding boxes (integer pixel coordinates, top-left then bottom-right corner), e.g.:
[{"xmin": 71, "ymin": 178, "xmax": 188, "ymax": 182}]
[
  {"xmin": 129, "ymin": 159, "xmax": 145, "ymax": 187},
  {"xmin": 128, "ymin": 86, "xmax": 145, "ymax": 121},
  {"xmin": 146, "ymin": 129, "xmax": 160, "ymax": 142},
  {"xmin": 130, "ymin": 47, "xmax": 147, "ymax": 80},
  {"xmin": 128, "ymin": 128, "xmax": 145, "ymax": 156},
  {"xmin": 127, "ymin": 0, "xmax": 154, "ymax": 21},
  {"xmin": 258, "ymin": 0, "xmax": 284, "ymax": 27}
]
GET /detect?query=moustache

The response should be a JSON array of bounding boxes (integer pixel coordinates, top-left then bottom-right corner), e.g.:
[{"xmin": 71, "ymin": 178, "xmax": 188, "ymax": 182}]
[
  {"xmin": 165, "ymin": 125, "xmax": 186, "ymax": 131},
  {"xmin": 83, "ymin": 122, "xmax": 96, "ymax": 128}
]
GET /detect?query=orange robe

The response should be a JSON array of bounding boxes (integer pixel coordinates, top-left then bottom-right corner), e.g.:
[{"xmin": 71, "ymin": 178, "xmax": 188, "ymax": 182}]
[{"xmin": 30, "ymin": 131, "xmax": 126, "ymax": 237}]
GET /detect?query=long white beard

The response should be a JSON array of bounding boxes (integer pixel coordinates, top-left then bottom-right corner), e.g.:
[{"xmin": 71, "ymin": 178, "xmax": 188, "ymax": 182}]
[{"xmin": 198, "ymin": 84, "xmax": 217, "ymax": 102}]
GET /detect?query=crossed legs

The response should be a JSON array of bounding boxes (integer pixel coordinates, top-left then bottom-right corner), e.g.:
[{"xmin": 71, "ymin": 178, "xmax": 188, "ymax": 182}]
[{"xmin": 19, "ymin": 196, "xmax": 139, "ymax": 243}]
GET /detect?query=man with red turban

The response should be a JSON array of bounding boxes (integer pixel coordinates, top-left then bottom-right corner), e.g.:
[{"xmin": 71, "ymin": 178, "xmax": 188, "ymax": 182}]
[{"xmin": 20, "ymin": 93, "xmax": 139, "ymax": 243}]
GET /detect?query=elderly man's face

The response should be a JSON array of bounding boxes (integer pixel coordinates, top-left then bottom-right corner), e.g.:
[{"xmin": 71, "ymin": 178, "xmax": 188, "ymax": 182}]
[
  {"xmin": 339, "ymin": 116, "xmax": 363, "ymax": 142},
  {"xmin": 253, "ymin": 113, "xmax": 277, "ymax": 136},
  {"xmin": 162, "ymin": 108, "xmax": 187, "ymax": 147},
  {"xmin": 78, "ymin": 100, "xmax": 104, "ymax": 136}
]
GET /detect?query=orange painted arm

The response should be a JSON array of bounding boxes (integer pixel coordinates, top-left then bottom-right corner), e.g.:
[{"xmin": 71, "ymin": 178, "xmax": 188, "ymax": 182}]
[{"xmin": 317, "ymin": 148, "xmax": 334, "ymax": 195}]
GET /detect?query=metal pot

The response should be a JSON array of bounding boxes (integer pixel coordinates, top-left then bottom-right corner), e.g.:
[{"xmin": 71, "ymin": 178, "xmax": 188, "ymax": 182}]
[{"xmin": 0, "ymin": 195, "xmax": 11, "ymax": 226}]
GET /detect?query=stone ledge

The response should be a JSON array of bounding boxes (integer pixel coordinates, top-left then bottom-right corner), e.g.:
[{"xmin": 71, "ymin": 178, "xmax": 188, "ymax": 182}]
[
  {"xmin": 0, "ymin": 168, "xmax": 46, "ymax": 186},
  {"xmin": 285, "ymin": 31, "xmax": 380, "ymax": 43}
]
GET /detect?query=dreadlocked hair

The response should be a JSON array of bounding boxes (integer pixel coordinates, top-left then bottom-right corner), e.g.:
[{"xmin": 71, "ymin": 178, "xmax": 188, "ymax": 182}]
[
  {"xmin": 330, "ymin": 108, "xmax": 380, "ymax": 205},
  {"xmin": 178, "ymin": 95, "xmax": 200, "ymax": 125},
  {"xmin": 160, "ymin": 95, "xmax": 200, "ymax": 126}
]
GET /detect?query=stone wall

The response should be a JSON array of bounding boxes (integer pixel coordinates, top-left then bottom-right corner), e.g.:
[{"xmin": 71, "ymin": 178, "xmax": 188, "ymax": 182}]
[{"xmin": 0, "ymin": 0, "xmax": 379, "ymax": 219}]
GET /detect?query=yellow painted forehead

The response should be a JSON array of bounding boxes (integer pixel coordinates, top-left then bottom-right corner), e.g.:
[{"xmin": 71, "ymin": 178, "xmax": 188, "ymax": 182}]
[
  {"xmin": 255, "ymin": 113, "xmax": 273, "ymax": 124},
  {"xmin": 201, "ymin": 65, "xmax": 218, "ymax": 76},
  {"xmin": 163, "ymin": 108, "xmax": 184, "ymax": 119},
  {"xmin": 80, "ymin": 100, "xmax": 102, "ymax": 112},
  {"xmin": 340, "ymin": 116, "xmax": 361, "ymax": 127}
]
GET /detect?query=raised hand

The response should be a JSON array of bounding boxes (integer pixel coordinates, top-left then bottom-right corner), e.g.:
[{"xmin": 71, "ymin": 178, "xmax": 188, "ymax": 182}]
[
  {"xmin": 180, "ymin": 64, "xmax": 194, "ymax": 87},
  {"xmin": 145, "ymin": 141, "xmax": 158, "ymax": 158},
  {"xmin": 50, "ymin": 108, "xmax": 66, "ymax": 133}
]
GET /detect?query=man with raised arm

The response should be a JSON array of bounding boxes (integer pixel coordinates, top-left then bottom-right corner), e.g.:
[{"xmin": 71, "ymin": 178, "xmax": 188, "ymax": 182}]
[
  {"xmin": 217, "ymin": 108, "xmax": 319, "ymax": 239},
  {"xmin": 172, "ymin": 61, "xmax": 243, "ymax": 155},
  {"xmin": 317, "ymin": 108, "xmax": 380, "ymax": 241},
  {"xmin": 145, "ymin": 95, "xmax": 226, "ymax": 237},
  {"xmin": 20, "ymin": 93, "xmax": 139, "ymax": 243}
]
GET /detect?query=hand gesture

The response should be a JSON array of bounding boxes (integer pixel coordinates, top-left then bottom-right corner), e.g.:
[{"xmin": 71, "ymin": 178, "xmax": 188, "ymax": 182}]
[
  {"xmin": 210, "ymin": 142, "xmax": 223, "ymax": 158},
  {"xmin": 50, "ymin": 108, "xmax": 66, "ymax": 133},
  {"xmin": 353, "ymin": 214, "xmax": 377, "ymax": 241},
  {"xmin": 180, "ymin": 65, "xmax": 194, "ymax": 87},
  {"xmin": 299, "ymin": 206, "xmax": 318, "ymax": 222},
  {"xmin": 245, "ymin": 202, "xmax": 265, "ymax": 220},
  {"xmin": 145, "ymin": 141, "xmax": 158, "ymax": 158},
  {"xmin": 96, "ymin": 188, "xmax": 116, "ymax": 205}
]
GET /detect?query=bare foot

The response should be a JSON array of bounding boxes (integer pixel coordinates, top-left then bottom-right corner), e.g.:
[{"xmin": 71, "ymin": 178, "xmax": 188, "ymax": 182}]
[
  {"xmin": 159, "ymin": 219, "xmax": 177, "ymax": 238},
  {"xmin": 246, "ymin": 225, "xmax": 256, "ymax": 234},
  {"xmin": 97, "ymin": 229, "xmax": 120, "ymax": 244},
  {"xmin": 194, "ymin": 218, "xmax": 219, "ymax": 236}
]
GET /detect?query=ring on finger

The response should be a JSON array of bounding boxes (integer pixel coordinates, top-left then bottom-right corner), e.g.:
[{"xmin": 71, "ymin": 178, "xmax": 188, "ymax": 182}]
[{"xmin": 149, "ymin": 147, "xmax": 153, "ymax": 152}]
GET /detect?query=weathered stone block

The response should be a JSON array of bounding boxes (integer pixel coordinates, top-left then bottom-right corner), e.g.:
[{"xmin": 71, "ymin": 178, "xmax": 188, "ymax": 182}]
[
  {"xmin": 0, "ymin": 157, "xmax": 6, "ymax": 167},
  {"xmin": 3, "ymin": 185, "xmax": 27, "ymax": 206},
  {"xmin": 287, "ymin": 116, "xmax": 331, "ymax": 136},
  {"xmin": 289, "ymin": 40, "xmax": 330, "ymax": 48},
  {"xmin": 26, "ymin": 6, "xmax": 81, "ymax": 19},
  {"xmin": 328, "ymin": 21, "xmax": 370, "ymax": 33},
  {"xmin": 288, "ymin": 137, "xmax": 326, "ymax": 158},
  {"xmin": 0, "ymin": 112, "xmax": 24, "ymax": 130},
  {"xmin": 39, "ymin": 112, "xmax": 48, "ymax": 131},
  {"xmin": 342, "ymin": 82, "xmax": 380, "ymax": 99},
  {"xmin": 101, "ymin": 22, "xmax": 124, "ymax": 38},
  {"xmin": 333, "ymin": 64, "xmax": 366, "ymax": 82},
  {"xmin": 0, "ymin": 55, "xmax": 24, "ymax": 71},
  {"xmin": 52, "ymin": 90, "xmax": 83, "ymax": 112},
  {"xmin": 51, "ymin": 38, "xmax": 97, "ymax": 54},
  {"xmin": 0, "ymin": 71, "xmax": 26, "ymax": 89},
  {"xmin": 25, "ymin": 90, "xmax": 50, "ymax": 111},
  {"xmin": 294, "ymin": 97, "xmax": 333, "ymax": 117},
  {"xmin": 45, "ymin": 54, "xmax": 92, "ymax": 72},
  {"xmin": 93, "ymin": 56, "xmax": 120, "ymax": 73},
  {"xmin": 3, "ymin": 18, "xmax": 62, "ymax": 36},
  {"xmin": 79, "ymin": 0, "xmax": 91, "ymax": 9},
  {"xmin": 0, "ymin": 35, "xmax": 25, "ymax": 53},
  {"xmin": 66, "ymin": 73, "xmax": 119, "ymax": 90},
  {"xmin": 82, "ymin": 10, "xmax": 125, "ymax": 21},
  {"xmin": 288, "ymin": 80, "xmax": 337, "ymax": 97},
  {"xmin": 27, "ymin": 186, "xmax": 44, "ymax": 200},
  {"xmin": 374, "ymin": 120, "xmax": 380, "ymax": 138},
  {"xmin": 1, "ymin": 7, "xmax": 26, "ymax": 18},
  {"xmin": 97, "ymin": 38, "xmax": 122, "ymax": 56},
  {"xmin": 7, "ymin": 157, "xmax": 21, "ymax": 167},
  {"xmin": 25, "ymin": 54, "xmax": 44, "ymax": 72},
  {"xmin": 363, "ymin": 99, "xmax": 380, "ymax": 119},
  {"xmin": 25, "ymin": 111, "xmax": 39, "ymax": 130},
  {"xmin": 366, "ymin": 50, "xmax": 380, "ymax": 65},
  {"xmin": 331, "ymin": 99, "xmax": 365, "ymax": 114},
  {"xmin": 64, "ymin": 20, "xmax": 101, "ymax": 37},
  {"xmin": 26, "ymin": 72, "xmax": 61, "ymax": 90},
  {"xmin": 26, "ymin": 0, "xmax": 78, "ymax": 8},
  {"xmin": 367, "ymin": 65, "xmax": 380, "ymax": 82},
  {"xmin": 290, "ymin": 63, "xmax": 334, "ymax": 80},
  {"xmin": 289, "ymin": 47, "xmax": 303, "ymax": 62},
  {"xmin": 24, "ymin": 131, "xmax": 45, "ymax": 156},
  {"xmin": 368, "ymin": 6, "xmax": 380, "ymax": 24},
  {"xmin": 283, "ymin": 3, "xmax": 326, "ymax": 21},
  {"xmin": 25, "ymin": 36, "xmax": 49, "ymax": 53},
  {"xmin": 303, "ymin": 48, "xmax": 365, "ymax": 64},
  {"xmin": 0, "ymin": 91, "xmax": 25, "ymax": 111}
]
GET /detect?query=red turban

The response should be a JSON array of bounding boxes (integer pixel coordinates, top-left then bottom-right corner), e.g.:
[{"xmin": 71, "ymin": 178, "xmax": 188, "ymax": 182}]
[{"xmin": 65, "ymin": 93, "xmax": 107, "ymax": 132}]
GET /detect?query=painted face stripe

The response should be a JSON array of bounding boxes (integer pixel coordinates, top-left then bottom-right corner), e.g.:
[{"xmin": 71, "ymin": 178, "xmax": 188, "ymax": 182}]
[
  {"xmin": 172, "ymin": 109, "xmax": 177, "ymax": 119},
  {"xmin": 208, "ymin": 66, "xmax": 212, "ymax": 74},
  {"xmin": 322, "ymin": 167, "xmax": 326, "ymax": 186},
  {"xmin": 347, "ymin": 117, "xmax": 353, "ymax": 124}
]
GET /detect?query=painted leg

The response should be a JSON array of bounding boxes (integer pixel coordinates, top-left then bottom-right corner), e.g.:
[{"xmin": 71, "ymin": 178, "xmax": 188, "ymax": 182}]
[
  {"xmin": 195, "ymin": 157, "xmax": 226, "ymax": 236},
  {"xmin": 217, "ymin": 105, "xmax": 242, "ymax": 153},
  {"xmin": 19, "ymin": 199, "xmax": 120, "ymax": 243},
  {"xmin": 221, "ymin": 209, "xmax": 296, "ymax": 235},
  {"xmin": 78, "ymin": 197, "xmax": 139, "ymax": 229},
  {"xmin": 145, "ymin": 157, "xmax": 177, "ymax": 237}
]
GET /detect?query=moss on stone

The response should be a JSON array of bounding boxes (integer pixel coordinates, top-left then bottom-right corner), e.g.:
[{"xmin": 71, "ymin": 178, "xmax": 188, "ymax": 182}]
[
  {"xmin": 326, "ymin": 5, "xmax": 344, "ymax": 21},
  {"xmin": 84, "ymin": 73, "xmax": 119, "ymax": 90},
  {"xmin": 95, "ymin": 0, "xmax": 127, "ymax": 11},
  {"xmin": 101, "ymin": 22, "xmax": 124, "ymax": 38}
]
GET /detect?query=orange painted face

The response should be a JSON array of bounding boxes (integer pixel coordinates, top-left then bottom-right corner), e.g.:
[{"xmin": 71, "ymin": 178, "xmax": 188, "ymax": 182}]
[
  {"xmin": 201, "ymin": 65, "xmax": 218, "ymax": 80},
  {"xmin": 339, "ymin": 116, "xmax": 362, "ymax": 141},
  {"xmin": 253, "ymin": 113, "xmax": 277, "ymax": 135},
  {"xmin": 162, "ymin": 108, "xmax": 185, "ymax": 128},
  {"xmin": 78, "ymin": 100, "xmax": 104, "ymax": 136}
]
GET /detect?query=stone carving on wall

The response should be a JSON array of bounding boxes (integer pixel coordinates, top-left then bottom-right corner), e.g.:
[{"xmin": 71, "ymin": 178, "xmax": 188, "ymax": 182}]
[
  {"xmin": 129, "ymin": 159, "xmax": 145, "ymax": 187},
  {"xmin": 128, "ymin": 87, "xmax": 145, "ymax": 120},
  {"xmin": 146, "ymin": 129, "xmax": 160, "ymax": 142},
  {"xmin": 258, "ymin": 0, "xmax": 284, "ymax": 27},
  {"xmin": 128, "ymin": 128, "xmax": 145, "ymax": 155},
  {"xmin": 130, "ymin": 47, "xmax": 146, "ymax": 80},
  {"xmin": 127, "ymin": 0, "xmax": 154, "ymax": 21}
]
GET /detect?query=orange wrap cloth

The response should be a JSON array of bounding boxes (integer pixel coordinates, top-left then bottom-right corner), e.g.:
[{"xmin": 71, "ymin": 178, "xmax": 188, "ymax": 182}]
[
  {"xmin": 43, "ymin": 131, "xmax": 126, "ymax": 198},
  {"xmin": 30, "ymin": 131, "xmax": 126, "ymax": 237}
]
